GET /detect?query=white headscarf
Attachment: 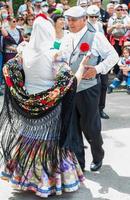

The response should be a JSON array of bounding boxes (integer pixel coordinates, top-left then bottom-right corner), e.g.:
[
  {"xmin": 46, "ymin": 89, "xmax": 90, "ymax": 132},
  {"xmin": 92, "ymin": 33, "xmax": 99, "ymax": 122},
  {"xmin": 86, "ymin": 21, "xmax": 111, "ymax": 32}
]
[{"xmin": 22, "ymin": 16, "xmax": 57, "ymax": 94}]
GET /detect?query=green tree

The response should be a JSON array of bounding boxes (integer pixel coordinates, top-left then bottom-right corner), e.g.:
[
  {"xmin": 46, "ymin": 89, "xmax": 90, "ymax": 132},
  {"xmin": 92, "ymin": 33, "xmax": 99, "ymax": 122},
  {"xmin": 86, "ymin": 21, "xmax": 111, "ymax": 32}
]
[{"xmin": 13, "ymin": 0, "xmax": 24, "ymax": 15}]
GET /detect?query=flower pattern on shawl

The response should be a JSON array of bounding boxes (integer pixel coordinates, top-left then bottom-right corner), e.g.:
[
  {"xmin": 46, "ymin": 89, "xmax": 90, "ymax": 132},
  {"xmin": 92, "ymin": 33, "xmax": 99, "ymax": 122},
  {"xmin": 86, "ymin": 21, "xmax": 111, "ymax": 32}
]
[{"xmin": 3, "ymin": 54, "xmax": 75, "ymax": 116}]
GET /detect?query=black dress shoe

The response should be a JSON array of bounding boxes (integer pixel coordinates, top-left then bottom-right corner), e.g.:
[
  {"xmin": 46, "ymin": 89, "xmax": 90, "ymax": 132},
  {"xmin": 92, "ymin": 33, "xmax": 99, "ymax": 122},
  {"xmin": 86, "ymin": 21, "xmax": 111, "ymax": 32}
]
[
  {"xmin": 107, "ymin": 86, "xmax": 113, "ymax": 94},
  {"xmin": 90, "ymin": 161, "xmax": 102, "ymax": 171},
  {"xmin": 100, "ymin": 110, "xmax": 109, "ymax": 119}
]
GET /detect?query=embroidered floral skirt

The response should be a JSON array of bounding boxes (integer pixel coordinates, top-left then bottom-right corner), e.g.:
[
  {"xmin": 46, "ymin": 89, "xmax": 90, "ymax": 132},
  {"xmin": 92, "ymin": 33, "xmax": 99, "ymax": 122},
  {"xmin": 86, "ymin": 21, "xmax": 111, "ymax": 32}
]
[{"xmin": 0, "ymin": 104, "xmax": 85, "ymax": 198}]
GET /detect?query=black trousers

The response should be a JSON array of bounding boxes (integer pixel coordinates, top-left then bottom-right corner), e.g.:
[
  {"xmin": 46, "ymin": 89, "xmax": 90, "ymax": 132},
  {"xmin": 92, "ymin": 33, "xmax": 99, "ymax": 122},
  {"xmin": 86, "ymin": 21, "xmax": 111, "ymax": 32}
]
[
  {"xmin": 70, "ymin": 83, "xmax": 104, "ymax": 169},
  {"xmin": 99, "ymin": 74, "xmax": 109, "ymax": 111},
  {"xmin": 113, "ymin": 40, "xmax": 122, "ymax": 75}
]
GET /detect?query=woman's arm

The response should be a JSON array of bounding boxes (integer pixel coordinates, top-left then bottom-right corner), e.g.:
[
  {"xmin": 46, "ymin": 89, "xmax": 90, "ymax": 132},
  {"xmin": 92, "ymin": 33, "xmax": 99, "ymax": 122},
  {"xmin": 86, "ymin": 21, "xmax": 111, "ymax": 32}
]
[{"xmin": 75, "ymin": 55, "xmax": 90, "ymax": 85}]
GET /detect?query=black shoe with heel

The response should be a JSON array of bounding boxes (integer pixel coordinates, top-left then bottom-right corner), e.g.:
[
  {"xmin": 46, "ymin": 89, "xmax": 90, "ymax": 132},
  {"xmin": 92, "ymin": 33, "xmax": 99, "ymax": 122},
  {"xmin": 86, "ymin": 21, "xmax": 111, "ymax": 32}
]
[
  {"xmin": 90, "ymin": 160, "xmax": 103, "ymax": 171},
  {"xmin": 100, "ymin": 110, "xmax": 109, "ymax": 119}
]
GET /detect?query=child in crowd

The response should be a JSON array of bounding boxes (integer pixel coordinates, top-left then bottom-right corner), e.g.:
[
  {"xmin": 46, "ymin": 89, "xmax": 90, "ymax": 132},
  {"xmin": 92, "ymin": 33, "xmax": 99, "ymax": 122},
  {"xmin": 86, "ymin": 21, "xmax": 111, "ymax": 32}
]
[{"xmin": 108, "ymin": 47, "xmax": 130, "ymax": 94}]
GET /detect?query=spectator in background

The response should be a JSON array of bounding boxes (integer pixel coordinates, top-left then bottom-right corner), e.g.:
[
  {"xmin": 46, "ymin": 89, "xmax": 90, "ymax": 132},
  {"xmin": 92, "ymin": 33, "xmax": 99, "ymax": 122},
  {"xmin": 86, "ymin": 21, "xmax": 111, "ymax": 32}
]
[
  {"xmin": 51, "ymin": 13, "xmax": 69, "ymax": 50},
  {"xmin": 106, "ymin": 3, "xmax": 115, "ymax": 17},
  {"xmin": 40, "ymin": 1, "xmax": 49, "ymax": 15},
  {"xmin": 121, "ymin": 4, "xmax": 129, "ymax": 17},
  {"xmin": 92, "ymin": 0, "xmax": 110, "ymax": 34},
  {"xmin": 16, "ymin": 15, "xmax": 25, "ymax": 35},
  {"xmin": 87, "ymin": 5, "xmax": 104, "ymax": 33},
  {"xmin": 2, "ymin": 16, "xmax": 23, "ymax": 63},
  {"xmin": 110, "ymin": 0, "xmax": 120, "ymax": 4},
  {"xmin": 108, "ymin": 47, "xmax": 130, "ymax": 94},
  {"xmin": 17, "ymin": 0, "xmax": 34, "ymax": 15},
  {"xmin": 107, "ymin": 4, "xmax": 130, "ymax": 75},
  {"xmin": 33, "ymin": 0, "xmax": 42, "ymax": 15},
  {"xmin": 3, "ymin": 0, "xmax": 13, "ymax": 16},
  {"xmin": 0, "ymin": 7, "xmax": 9, "ymax": 29},
  {"xmin": 60, "ymin": 0, "xmax": 70, "ymax": 11},
  {"xmin": 77, "ymin": 0, "xmax": 91, "ymax": 7},
  {"xmin": 24, "ymin": 13, "xmax": 34, "ymax": 35},
  {"xmin": 21, "ymin": 11, "xmax": 28, "ymax": 21}
]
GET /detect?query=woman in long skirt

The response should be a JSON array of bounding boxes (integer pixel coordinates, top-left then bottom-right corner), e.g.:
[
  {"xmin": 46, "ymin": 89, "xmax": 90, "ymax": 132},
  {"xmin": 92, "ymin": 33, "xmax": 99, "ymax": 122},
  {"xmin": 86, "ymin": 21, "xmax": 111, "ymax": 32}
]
[{"xmin": 0, "ymin": 13, "xmax": 87, "ymax": 198}]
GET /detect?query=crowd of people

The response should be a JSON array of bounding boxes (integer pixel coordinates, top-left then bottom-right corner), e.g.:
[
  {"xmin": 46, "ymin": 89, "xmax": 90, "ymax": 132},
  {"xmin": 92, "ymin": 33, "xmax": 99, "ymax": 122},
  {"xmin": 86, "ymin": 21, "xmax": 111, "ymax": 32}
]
[{"xmin": 0, "ymin": 0, "xmax": 129, "ymax": 198}]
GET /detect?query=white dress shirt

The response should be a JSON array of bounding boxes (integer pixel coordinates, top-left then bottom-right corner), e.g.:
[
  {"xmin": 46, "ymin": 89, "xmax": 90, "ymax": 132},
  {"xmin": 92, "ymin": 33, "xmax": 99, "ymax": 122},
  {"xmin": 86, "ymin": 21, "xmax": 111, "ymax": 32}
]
[{"xmin": 60, "ymin": 25, "xmax": 119, "ymax": 75}]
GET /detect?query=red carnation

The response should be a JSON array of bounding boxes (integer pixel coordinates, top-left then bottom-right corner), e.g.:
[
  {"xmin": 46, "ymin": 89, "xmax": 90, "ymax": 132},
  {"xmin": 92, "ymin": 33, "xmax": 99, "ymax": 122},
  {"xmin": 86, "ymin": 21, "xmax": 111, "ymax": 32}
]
[
  {"xmin": 6, "ymin": 76, "xmax": 14, "ymax": 87},
  {"xmin": 80, "ymin": 43, "xmax": 90, "ymax": 52},
  {"xmin": 125, "ymin": 60, "xmax": 130, "ymax": 65}
]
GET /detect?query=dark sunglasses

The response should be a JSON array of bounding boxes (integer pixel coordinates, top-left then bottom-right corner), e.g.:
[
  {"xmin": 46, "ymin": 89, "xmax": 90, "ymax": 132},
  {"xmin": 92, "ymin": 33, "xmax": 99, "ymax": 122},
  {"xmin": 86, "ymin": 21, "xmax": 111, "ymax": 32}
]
[
  {"xmin": 89, "ymin": 16, "xmax": 99, "ymax": 18},
  {"xmin": 116, "ymin": 9, "xmax": 123, "ymax": 11}
]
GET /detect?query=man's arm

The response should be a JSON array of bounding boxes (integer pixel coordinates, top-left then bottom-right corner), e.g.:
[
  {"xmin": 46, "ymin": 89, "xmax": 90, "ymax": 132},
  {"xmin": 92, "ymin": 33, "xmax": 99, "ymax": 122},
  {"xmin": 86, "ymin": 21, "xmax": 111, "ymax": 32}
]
[
  {"xmin": 82, "ymin": 32, "xmax": 119, "ymax": 79},
  {"xmin": 92, "ymin": 32, "xmax": 119, "ymax": 74}
]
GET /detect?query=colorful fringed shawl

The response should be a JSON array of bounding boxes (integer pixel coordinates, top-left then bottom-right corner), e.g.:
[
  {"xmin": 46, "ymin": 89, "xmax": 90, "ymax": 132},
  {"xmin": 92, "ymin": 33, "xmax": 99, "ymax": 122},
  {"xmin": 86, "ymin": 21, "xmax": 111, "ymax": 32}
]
[{"xmin": 0, "ymin": 55, "xmax": 77, "ymax": 180}]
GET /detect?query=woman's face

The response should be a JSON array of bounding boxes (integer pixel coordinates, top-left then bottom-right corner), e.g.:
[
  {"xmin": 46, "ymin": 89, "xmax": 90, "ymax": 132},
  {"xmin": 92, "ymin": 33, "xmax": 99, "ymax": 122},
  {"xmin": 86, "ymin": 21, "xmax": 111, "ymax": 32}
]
[
  {"xmin": 17, "ymin": 18, "xmax": 24, "ymax": 26},
  {"xmin": 123, "ymin": 49, "xmax": 129, "ymax": 59},
  {"xmin": 27, "ymin": 17, "xmax": 34, "ymax": 26},
  {"xmin": 9, "ymin": 18, "xmax": 17, "ymax": 28},
  {"xmin": 55, "ymin": 17, "xmax": 65, "ymax": 29},
  {"xmin": 107, "ymin": 6, "xmax": 114, "ymax": 16}
]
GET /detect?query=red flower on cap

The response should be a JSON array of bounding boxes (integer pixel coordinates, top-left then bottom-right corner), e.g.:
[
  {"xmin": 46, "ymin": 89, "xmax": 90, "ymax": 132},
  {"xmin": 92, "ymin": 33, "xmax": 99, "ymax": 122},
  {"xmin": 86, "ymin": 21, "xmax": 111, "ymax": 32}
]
[{"xmin": 80, "ymin": 42, "xmax": 90, "ymax": 52}]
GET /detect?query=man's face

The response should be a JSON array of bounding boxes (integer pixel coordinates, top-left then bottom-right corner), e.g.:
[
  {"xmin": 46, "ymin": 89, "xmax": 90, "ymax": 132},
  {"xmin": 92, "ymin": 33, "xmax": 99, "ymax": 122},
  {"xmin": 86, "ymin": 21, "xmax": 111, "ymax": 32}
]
[
  {"xmin": 67, "ymin": 17, "xmax": 86, "ymax": 33},
  {"xmin": 115, "ymin": 7, "xmax": 123, "ymax": 17}
]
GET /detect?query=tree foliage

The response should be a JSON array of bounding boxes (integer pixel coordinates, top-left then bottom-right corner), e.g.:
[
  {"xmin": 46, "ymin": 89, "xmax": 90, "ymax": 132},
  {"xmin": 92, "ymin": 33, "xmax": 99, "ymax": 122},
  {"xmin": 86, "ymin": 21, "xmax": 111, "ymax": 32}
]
[{"xmin": 13, "ymin": 0, "xmax": 24, "ymax": 15}]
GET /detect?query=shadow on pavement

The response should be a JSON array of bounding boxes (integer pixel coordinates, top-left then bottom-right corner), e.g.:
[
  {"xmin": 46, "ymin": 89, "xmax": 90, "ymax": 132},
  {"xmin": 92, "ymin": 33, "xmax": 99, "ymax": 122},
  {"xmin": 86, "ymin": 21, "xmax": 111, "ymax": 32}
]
[
  {"xmin": 85, "ymin": 165, "xmax": 130, "ymax": 195},
  {"xmin": 8, "ymin": 186, "xmax": 110, "ymax": 200}
]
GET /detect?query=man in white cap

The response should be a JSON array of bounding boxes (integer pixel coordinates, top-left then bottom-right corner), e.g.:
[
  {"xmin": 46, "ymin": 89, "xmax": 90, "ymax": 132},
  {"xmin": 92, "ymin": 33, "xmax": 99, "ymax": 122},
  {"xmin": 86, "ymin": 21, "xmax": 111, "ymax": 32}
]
[
  {"xmin": 87, "ymin": 5, "xmax": 103, "ymax": 32},
  {"xmin": 61, "ymin": 6, "xmax": 119, "ymax": 172},
  {"xmin": 77, "ymin": 0, "xmax": 91, "ymax": 8}
]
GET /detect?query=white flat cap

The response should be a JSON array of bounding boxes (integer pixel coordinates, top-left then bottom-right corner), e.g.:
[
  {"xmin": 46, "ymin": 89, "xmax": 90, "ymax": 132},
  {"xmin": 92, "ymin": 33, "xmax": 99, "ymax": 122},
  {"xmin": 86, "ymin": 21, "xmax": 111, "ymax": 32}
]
[
  {"xmin": 87, "ymin": 5, "xmax": 100, "ymax": 16},
  {"xmin": 121, "ymin": 4, "xmax": 128, "ymax": 10},
  {"xmin": 64, "ymin": 6, "xmax": 86, "ymax": 18},
  {"xmin": 114, "ymin": 4, "xmax": 123, "ymax": 10}
]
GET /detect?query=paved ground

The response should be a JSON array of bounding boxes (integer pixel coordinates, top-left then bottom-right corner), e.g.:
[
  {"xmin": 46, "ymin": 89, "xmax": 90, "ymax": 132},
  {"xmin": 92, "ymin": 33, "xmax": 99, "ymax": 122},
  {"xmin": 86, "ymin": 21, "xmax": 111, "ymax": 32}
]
[{"xmin": 0, "ymin": 92, "xmax": 130, "ymax": 200}]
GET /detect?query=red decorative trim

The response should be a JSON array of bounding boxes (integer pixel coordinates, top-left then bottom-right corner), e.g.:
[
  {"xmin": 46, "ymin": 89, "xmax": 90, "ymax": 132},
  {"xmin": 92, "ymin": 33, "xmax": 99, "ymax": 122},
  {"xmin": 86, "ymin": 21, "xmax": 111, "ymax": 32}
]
[{"xmin": 36, "ymin": 13, "xmax": 48, "ymax": 20}]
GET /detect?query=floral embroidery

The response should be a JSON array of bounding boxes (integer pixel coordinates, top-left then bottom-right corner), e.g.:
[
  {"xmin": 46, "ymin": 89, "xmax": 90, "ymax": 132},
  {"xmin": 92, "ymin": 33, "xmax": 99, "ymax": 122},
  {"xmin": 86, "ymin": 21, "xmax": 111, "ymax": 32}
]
[{"xmin": 3, "ymin": 55, "xmax": 74, "ymax": 116}]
